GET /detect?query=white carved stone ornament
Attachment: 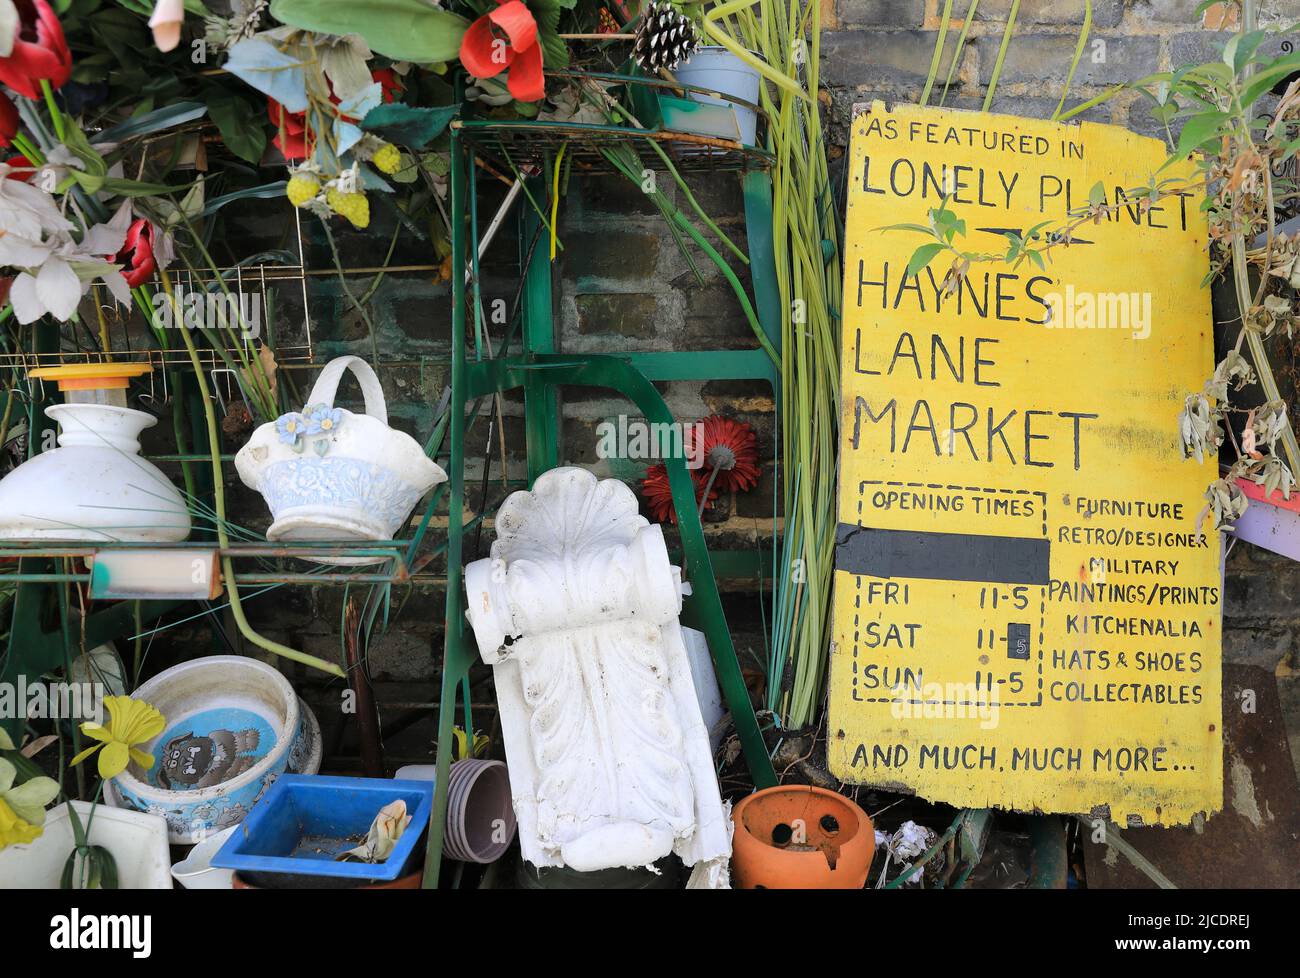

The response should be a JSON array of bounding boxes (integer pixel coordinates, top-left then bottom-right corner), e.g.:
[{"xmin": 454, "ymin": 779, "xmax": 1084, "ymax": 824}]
[{"xmin": 464, "ymin": 467, "xmax": 730, "ymax": 873}]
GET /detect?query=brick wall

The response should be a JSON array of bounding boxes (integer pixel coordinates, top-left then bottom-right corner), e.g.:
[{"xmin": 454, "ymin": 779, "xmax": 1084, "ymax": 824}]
[
  {"xmin": 154, "ymin": 0, "xmax": 1300, "ymax": 770},
  {"xmin": 819, "ymin": 0, "xmax": 1294, "ymax": 146}
]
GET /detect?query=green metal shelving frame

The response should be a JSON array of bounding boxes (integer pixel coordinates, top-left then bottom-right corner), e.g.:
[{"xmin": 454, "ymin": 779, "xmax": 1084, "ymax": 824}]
[{"xmin": 421, "ymin": 80, "xmax": 785, "ymax": 886}]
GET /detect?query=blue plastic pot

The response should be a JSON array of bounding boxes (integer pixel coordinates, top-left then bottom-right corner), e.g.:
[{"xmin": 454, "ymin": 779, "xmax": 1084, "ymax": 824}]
[
  {"xmin": 212, "ymin": 775, "xmax": 434, "ymax": 883},
  {"xmin": 672, "ymin": 46, "xmax": 762, "ymax": 146}
]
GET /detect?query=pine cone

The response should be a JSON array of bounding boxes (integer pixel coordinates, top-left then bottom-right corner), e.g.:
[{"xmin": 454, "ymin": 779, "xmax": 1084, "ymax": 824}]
[{"xmin": 633, "ymin": 1, "xmax": 699, "ymax": 73}]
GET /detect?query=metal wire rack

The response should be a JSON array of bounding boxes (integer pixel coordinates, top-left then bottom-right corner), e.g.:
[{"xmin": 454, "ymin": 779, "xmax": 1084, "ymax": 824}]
[
  {"xmin": 456, "ymin": 70, "xmax": 774, "ymax": 176},
  {"xmin": 0, "ymin": 208, "xmax": 315, "ymax": 378},
  {"xmin": 456, "ymin": 118, "xmax": 774, "ymax": 174}
]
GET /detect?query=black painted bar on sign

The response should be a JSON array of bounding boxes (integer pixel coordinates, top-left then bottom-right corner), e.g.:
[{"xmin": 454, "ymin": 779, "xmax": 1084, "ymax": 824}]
[{"xmin": 835, "ymin": 523, "xmax": 1050, "ymax": 585}]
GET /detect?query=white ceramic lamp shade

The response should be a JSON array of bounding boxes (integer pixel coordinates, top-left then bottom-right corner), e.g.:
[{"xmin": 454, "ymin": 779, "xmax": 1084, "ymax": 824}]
[{"xmin": 0, "ymin": 399, "xmax": 190, "ymax": 543}]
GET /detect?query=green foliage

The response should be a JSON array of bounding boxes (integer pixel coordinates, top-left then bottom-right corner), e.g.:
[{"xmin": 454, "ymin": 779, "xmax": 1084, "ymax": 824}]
[
  {"xmin": 361, "ymin": 103, "xmax": 459, "ymax": 148},
  {"xmin": 268, "ymin": 0, "xmax": 471, "ymax": 63},
  {"xmin": 205, "ymin": 91, "xmax": 267, "ymax": 164}
]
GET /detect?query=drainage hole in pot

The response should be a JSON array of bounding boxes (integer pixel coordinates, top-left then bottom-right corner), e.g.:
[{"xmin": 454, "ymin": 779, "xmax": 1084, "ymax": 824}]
[
  {"xmin": 771, "ymin": 823, "xmax": 794, "ymax": 847},
  {"xmin": 820, "ymin": 814, "xmax": 840, "ymax": 835}
]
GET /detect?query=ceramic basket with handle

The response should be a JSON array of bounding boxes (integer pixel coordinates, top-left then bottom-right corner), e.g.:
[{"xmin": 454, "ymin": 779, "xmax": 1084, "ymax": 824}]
[{"xmin": 235, "ymin": 356, "xmax": 446, "ymax": 545}]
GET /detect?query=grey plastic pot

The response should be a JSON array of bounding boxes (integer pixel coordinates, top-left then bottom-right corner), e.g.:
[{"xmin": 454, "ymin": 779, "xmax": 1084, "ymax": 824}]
[{"xmin": 394, "ymin": 759, "xmax": 516, "ymax": 864}]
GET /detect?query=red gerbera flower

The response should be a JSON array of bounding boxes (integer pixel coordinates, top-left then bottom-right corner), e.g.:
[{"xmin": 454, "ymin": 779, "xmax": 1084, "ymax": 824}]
[
  {"xmin": 640, "ymin": 464, "xmax": 719, "ymax": 525},
  {"xmin": 459, "ymin": 0, "xmax": 545, "ymax": 103},
  {"xmin": 685, "ymin": 415, "xmax": 761, "ymax": 493},
  {"xmin": 113, "ymin": 219, "xmax": 157, "ymax": 288},
  {"xmin": 0, "ymin": 93, "xmax": 18, "ymax": 148},
  {"xmin": 0, "ymin": 0, "xmax": 72, "ymax": 100}
]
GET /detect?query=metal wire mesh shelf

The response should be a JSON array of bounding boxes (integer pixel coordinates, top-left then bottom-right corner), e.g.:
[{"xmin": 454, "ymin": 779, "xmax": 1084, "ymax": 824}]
[
  {"xmin": 456, "ymin": 69, "xmax": 774, "ymax": 175},
  {"xmin": 0, "ymin": 209, "xmax": 315, "ymax": 377},
  {"xmin": 456, "ymin": 117, "xmax": 774, "ymax": 174}
]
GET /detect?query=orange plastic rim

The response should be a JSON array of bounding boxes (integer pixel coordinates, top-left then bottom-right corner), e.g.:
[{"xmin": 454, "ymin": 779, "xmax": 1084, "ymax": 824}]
[{"xmin": 29, "ymin": 363, "xmax": 152, "ymax": 391}]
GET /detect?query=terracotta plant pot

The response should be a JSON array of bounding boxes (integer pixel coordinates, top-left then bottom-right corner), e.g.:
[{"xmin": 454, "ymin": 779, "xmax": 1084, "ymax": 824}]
[
  {"xmin": 232, "ymin": 870, "xmax": 423, "ymax": 889},
  {"xmin": 731, "ymin": 785, "xmax": 875, "ymax": 889}
]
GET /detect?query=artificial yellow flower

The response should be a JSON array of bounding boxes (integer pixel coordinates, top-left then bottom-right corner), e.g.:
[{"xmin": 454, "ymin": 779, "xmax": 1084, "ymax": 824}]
[
  {"xmin": 286, "ymin": 172, "xmax": 321, "ymax": 208},
  {"xmin": 371, "ymin": 143, "xmax": 402, "ymax": 176},
  {"xmin": 0, "ymin": 796, "xmax": 42, "ymax": 848},
  {"xmin": 325, "ymin": 188, "xmax": 370, "ymax": 229},
  {"xmin": 71, "ymin": 695, "xmax": 166, "ymax": 780},
  {"xmin": 0, "ymin": 757, "xmax": 60, "ymax": 850}
]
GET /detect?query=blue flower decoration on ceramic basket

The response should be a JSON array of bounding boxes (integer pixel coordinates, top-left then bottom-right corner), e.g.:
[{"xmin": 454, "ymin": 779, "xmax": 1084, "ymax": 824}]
[
  {"xmin": 276, "ymin": 412, "xmax": 307, "ymax": 448},
  {"xmin": 302, "ymin": 404, "xmax": 345, "ymax": 457},
  {"xmin": 303, "ymin": 404, "xmax": 345, "ymax": 436}
]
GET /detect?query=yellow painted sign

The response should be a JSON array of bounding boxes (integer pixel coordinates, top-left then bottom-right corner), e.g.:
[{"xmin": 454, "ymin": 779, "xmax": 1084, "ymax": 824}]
[{"xmin": 828, "ymin": 103, "xmax": 1222, "ymax": 824}]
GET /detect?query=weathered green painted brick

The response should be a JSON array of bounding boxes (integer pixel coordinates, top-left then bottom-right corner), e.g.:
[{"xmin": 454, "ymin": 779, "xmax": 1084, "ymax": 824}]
[{"xmin": 575, "ymin": 292, "xmax": 661, "ymax": 337}]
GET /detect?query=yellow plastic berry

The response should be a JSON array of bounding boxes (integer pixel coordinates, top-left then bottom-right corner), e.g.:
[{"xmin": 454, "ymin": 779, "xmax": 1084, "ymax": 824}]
[
  {"xmin": 286, "ymin": 173, "xmax": 321, "ymax": 208},
  {"xmin": 372, "ymin": 143, "xmax": 402, "ymax": 176},
  {"xmin": 325, "ymin": 188, "xmax": 370, "ymax": 229}
]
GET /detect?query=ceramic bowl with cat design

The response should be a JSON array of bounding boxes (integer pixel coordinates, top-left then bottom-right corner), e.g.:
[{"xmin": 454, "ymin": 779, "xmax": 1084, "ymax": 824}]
[{"xmin": 105, "ymin": 656, "xmax": 321, "ymax": 843}]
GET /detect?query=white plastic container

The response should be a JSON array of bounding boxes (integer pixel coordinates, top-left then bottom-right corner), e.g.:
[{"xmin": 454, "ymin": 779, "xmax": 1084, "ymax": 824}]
[
  {"xmin": 672, "ymin": 46, "xmax": 762, "ymax": 146},
  {"xmin": 0, "ymin": 801, "xmax": 171, "ymax": 889},
  {"xmin": 170, "ymin": 825, "xmax": 238, "ymax": 889}
]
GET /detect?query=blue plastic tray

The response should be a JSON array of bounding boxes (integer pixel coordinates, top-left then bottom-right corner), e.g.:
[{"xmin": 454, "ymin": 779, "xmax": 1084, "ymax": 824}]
[{"xmin": 212, "ymin": 775, "xmax": 434, "ymax": 881}]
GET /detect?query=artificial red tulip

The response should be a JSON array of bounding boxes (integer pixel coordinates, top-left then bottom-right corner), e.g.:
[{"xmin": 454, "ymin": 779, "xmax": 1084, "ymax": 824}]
[
  {"xmin": 0, "ymin": 92, "xmax": 17, "ymax": 148},
  {"xmin": 3, "ymin": 154, "xmax": 34, "ymax": 180},
  {"xmin": 267, "ymin": 96, "xmax": 309, "ymax": 161},
  {"xmin": 371, "ymin": 67, "xmax": 402, "ymax": 104},
  {"xmin": 113, "ymin": 219, "xmax": 157, "ymax": 288},
  {"xmin": 459, "ymin": 0, "xmax": 545, "ymax": 103},
  {"xmin": 0, "ymin": 0, "xmax": 73, "ymax": 100}
]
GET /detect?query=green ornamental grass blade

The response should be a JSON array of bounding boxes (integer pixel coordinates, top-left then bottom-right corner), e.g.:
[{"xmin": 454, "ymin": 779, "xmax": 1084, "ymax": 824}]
[
  {"xmin": 983, "ymin": 0, "xmax": 1022, "ymax": 112},
  {"xmin": 921, "ymin": 0, "xmax": 954, "ymax": 106},
  {"xmin": 1053, "ymin": 0, "xmax": 1092, "ymax": 120},
  {"xmin": 940, "ymin": 0, "xmax": 978, "ymax": 106}
]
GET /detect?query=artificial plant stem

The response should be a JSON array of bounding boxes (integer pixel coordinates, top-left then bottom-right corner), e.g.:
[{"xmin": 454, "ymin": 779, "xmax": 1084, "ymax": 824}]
[
  {"xmin": 669, "ymin": 211, "xmax": 778, "ymax": 363},
  {"xmin": 39, "ymin": 80, "xmax": 65, "ymax": 143},
  {"xmin": 0, "ymin": 383, "xmax": 13, "ymax": 465},
  {"xmin": 161, "ymin": 269, "xmax": 344, "ymax": 678},
  {"xmin": 320, "ymin": 216, "xmax": 381, "ymax": 366},
  {"xmin": 128, "ymin": 283, "xmax": 196, "ymax": 500},
  {"xmin": 10, "ymin": 132, "xmax": 44, "ymax": 165},
  {"xmin": 703, "ymin": 0, "xmax": 811, "ymax": 102}
]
